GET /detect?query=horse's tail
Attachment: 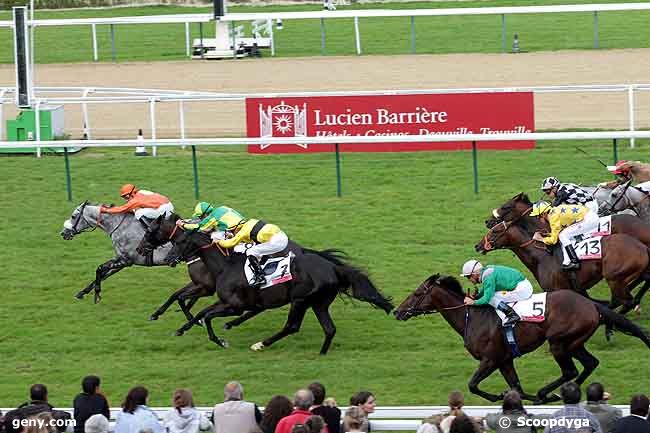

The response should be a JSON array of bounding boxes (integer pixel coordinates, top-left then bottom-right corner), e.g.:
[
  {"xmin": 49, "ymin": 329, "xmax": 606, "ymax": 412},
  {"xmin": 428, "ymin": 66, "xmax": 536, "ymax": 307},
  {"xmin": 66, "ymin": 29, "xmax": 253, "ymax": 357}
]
[
  {"xmin": 306, "ymin": 249, "xmax": 394, "ymax": 314},
  {"xmin": 595, "ymin": 303, "xmax": 650, "ymax": 349}
]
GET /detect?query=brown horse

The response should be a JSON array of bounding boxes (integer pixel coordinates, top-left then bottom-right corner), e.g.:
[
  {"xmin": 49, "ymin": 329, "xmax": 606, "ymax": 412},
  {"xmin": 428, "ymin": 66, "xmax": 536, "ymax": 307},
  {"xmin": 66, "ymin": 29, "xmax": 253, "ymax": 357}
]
[
  {"xmin": 394, "ymin": 274, "xmax": 650, "ymax": 403},
  {"xmin": 485, "ymin": 193, "xmax": 650, "ymax": 309}
]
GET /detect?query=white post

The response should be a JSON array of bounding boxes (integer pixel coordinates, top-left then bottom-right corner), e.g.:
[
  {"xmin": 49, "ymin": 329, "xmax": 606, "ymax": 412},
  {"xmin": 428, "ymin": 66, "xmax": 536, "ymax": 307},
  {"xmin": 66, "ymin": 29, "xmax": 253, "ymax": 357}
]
[
  {"xmin": 185, "ymin": 22, "xmax": 190, "ymax": 57},
  {"xmin": 267, "ymin": 19, "xmax": 275, "ymax": 56},
  {"xmin": 82, "ymin": 88, "xmax": 91, "ymax": 139},
  {"xmin": 92, "ymin": 24, "xmax": 98, "ymax": 61},
  {"xmin": 150, "ymin": 98, "xmax": 157, "ymax": 157},
  {"xmin": 179, "ymin": 100, "xmax": 186, "ymax": 149},
  {"xmin": 34, "ymin": 99, "xmax": 41, "ymax": 158},
  {"xmin": 354, "ymin": 16, "xmax": 361, "ymax": 55},
  {"xmin": 0, "ymin": 89, "xmax": 6, "ymax": 140},
  {"xmin": 628, "ymin": 85, "xmax": 635, "ymax": 148},
  {"xmin": 30, "ymin": 0, "xmax": 35, "ymax": 98}
]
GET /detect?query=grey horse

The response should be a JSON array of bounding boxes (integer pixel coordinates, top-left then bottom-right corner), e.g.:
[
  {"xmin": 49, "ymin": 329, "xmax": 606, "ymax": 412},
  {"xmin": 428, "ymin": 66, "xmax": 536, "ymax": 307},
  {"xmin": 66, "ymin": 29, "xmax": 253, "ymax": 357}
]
[
  {"xmin": 599, "ymin": 181, "xmax": 650, "ymax": 222},
  {"xmin": 60, "ymin": 201, "xmax": 215, "ymax": 322}
]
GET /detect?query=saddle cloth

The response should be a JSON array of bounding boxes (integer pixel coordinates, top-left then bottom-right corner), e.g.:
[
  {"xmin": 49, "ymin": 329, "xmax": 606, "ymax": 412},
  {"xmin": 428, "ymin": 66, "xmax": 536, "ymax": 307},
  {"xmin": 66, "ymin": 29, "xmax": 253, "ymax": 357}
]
[
  {"xmin": 573, "ymin": 236, "xmax": 604, "ymax": 260},
  {"xmin": 244, "ymin": 252, "xmax": 294, "ymax": 289},
  {"xmin": 591, "ymin": 215, "xmax": 612, "ymax": 237},
  {"xmin": 495, "ymin": 293, "xmax": 547, "ymax": 324}
]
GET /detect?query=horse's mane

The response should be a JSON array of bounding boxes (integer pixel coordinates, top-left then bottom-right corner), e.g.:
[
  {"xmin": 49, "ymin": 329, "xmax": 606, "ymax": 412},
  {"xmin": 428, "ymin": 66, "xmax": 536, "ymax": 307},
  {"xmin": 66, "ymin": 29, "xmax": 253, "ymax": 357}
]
[
  {"xmin": 426, "ymin": 273, "xmax": 465, "ymax": 298},
  {"xmin": 513, "ymin": 192, "xmax": 532, "ymax": 206}
]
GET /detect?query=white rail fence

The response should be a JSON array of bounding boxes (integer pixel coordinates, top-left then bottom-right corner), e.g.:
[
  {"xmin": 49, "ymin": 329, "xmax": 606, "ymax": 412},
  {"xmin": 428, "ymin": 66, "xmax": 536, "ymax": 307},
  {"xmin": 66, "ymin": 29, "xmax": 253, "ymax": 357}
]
[
  {"xmin": 0, "ymin": 405, "xmax": 633, "ymax": 431},
  {"xmin": 0, "ymin": 83, "xmax": 649, "ymax": 155},
  {"xmin": 2, "ymin": 3, "xmax": 650, "ymax": 59}
]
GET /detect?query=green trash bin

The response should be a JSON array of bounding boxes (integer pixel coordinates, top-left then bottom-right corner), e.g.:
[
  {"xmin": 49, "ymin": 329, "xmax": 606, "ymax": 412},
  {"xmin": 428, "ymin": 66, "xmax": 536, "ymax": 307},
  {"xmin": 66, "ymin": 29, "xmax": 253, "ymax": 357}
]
[{"xmin": 3, "ymin": 105, "xmax": 69, "ymax": 154}]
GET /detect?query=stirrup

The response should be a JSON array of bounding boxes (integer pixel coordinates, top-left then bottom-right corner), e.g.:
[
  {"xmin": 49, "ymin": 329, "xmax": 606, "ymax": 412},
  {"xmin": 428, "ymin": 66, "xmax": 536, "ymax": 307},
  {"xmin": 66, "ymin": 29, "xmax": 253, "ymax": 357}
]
[{"xmin": 562, "ymin": 262, "xmax": 580, "ymax": 271}]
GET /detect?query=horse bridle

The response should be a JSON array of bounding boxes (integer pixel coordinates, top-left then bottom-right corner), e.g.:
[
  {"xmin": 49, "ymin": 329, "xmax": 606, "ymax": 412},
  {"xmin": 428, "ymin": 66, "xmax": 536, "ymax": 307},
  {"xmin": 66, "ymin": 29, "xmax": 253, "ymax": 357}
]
[
  {"xmin": 70, "ymin": 201, "xmax": 98, "ymax": 235},
  {"xmin": 401, "ymin": 280, "xmax": 468, "ymax": 318},
  {"xmin": 483, "ymin": 206, "xmax": 542, "ymax": 251}
]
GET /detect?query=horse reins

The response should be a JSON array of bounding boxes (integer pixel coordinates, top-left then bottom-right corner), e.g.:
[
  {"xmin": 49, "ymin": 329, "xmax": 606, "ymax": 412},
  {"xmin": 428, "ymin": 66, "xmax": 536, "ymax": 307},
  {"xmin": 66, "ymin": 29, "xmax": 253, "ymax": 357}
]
[{"xmin": 404, "ymin": 280, "xmax": 468, "ymax": 317}]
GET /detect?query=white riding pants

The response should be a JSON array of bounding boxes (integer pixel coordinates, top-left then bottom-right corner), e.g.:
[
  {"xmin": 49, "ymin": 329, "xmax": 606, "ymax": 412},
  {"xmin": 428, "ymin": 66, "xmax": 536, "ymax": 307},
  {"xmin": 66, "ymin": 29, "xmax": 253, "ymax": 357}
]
[
  {"xmin": 134, "ymin": 202, "xmax": 174, "ymax": 220},
  {"xmin": 585, "ymin": 200, "xmax": 599, "ymax": 214},
  {"xmin": 246, "ymin": 231, "xmax": 289, "ymax": 258},
  {"xmin": 210, "ymin": 231, "xmax": 227, "ymax": 241},
  {"xmin": 488, "ymin": 279, "xmax": 534, "ymax": 308},
  {"xmin": 559, "ymin": 210, "xmax": 600, "ymax": 264}
]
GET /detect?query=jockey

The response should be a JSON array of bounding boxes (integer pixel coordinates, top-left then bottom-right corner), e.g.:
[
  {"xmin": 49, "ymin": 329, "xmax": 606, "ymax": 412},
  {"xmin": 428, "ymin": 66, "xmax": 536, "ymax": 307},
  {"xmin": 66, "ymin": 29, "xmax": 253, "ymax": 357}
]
[
  {"xmin": 460, "ymin": 260, "xmax": 533, "ymax": 327},
  {"xmin": 216, "ymin": 219, "xmax": 289, "ymax": 287},
  {"xmin": 599, "ymin": 160, "xmax": 650, "ymax": 189},
  {"xmin": 530, "ymin": 200, "xmax": 599, "ymax": 270},
  {"xmin": 179, "ymin": 202, "xmax": 245, "ymax": 241},
  {"xmin": 541, "ymin": 176, "xmax": 598, "ymax": 213},
  {"xmin": 100, "ymin": 184, "xmax": 174, "ymax": 228}
]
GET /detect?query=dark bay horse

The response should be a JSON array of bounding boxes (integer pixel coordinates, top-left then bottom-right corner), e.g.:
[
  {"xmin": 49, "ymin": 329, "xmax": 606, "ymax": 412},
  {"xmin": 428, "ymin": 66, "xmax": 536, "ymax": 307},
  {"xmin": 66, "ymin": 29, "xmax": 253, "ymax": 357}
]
[
  {"xmin": 485, "ymin": 193, "xmax": 650, "ymax": 310},
  {"xmin": 394, "ymin": 274, "xmax": 650, "ymax": 403},
  {"xmin": 475, "ymin": 216, "xmax": 650, "ymax": 314},
  {"xmin": 138, "ymin": 214, "xmax": 394, "ymax": 354}
]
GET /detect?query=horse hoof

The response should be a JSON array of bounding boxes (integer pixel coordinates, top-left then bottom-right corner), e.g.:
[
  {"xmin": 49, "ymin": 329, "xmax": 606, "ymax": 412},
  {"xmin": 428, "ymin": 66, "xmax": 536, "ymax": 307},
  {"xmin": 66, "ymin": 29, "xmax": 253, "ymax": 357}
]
[
  {"xmin": 635, "ymin": 305, "xmax": 642, "ymax": 314},
  {"xmin": 197, "ymin": 319, "xmax": 205, "ymax": 327},
  {"xmin": 174, "ymin": 330, "xmax": 185, "ymax": 337},
  {"xmin": 216, "ymin": 339, "xmax": 229, "ymax": 348},
  {"xmin": 250, "ymin": 342, "xmax": 265, "ymax": 351},
  {"xmin": 149, "ymin": 315, "xmax": 158, "ymax": 321},
  {"xmin": 605, "ymin": 329, "xmax": 614, "ymax": 342},
  {"xmin": 74, "ymin": 293, "xmax": 84, "ymax": 300},
  {"xmin": 223, "ymin": 323, "xmax": 232, "ymax": 330}
]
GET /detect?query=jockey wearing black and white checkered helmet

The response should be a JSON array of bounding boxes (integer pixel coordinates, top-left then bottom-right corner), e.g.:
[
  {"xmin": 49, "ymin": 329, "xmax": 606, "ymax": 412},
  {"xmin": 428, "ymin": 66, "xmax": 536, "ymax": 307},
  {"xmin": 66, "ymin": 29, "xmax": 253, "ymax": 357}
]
[{"xmin": 541, "ymin": 176, "xmax": 598, "ymax": 213}]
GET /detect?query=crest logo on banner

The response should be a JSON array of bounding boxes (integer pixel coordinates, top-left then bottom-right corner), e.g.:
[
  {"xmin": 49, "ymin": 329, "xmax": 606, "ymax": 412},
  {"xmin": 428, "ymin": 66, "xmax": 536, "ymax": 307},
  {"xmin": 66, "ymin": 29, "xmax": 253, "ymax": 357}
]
[{"xmin": 259, "ymin": 101, "xmax": 308, "ymax": 149}]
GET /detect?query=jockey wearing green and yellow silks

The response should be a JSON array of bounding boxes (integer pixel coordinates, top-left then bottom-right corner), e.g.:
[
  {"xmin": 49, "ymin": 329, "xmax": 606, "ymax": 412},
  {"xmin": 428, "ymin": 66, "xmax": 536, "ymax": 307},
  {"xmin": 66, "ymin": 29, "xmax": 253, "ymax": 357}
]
[
  {"xmin": 179, "ymin": 202, "xmax": 245, "ymax": 240},
  {"xmin": 530, "ymin": 201, "xmax": 600, "ymax": 270},
  {"xmin": 218, "ymin": 218, "xmax": 289, "ymax": 287}
]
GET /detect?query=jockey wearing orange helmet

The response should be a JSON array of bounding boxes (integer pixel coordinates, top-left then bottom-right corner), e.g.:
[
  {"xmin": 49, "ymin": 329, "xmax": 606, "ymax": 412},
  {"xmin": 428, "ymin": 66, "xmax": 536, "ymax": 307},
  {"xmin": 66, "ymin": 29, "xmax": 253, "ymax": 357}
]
[
  {"xmin": 100, "ymin": 184, "xmax": 174, "ymax": 227},
  {"xmin": 600, "ymin": 160, "xmax": 650, "ymax": 189}
]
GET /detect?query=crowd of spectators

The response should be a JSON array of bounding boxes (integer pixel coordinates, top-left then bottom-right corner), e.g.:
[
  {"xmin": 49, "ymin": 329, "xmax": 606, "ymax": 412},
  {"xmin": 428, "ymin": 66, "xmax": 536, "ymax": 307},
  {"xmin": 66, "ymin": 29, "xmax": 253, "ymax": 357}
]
[{"xmin": 0, "ymin": 377, "xmax": 648, "ymax": 433}]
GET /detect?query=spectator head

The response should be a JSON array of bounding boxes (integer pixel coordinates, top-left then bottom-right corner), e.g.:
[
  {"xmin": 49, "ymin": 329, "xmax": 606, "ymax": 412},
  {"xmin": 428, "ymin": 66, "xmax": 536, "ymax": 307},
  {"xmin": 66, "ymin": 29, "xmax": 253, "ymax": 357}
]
[
  {"xmin": 502, "ymin": 390, "xmax": 524, "ymax": 413},
  {"xmin": 139, "ymin": 429, "xmax": 154, "ymax": 433},
  {"xmin": 30, "ymin": 384, "xmax": 48, "ymax": 402},
  {"xmin": 122, "ymin": 386, "xmax": 148, "ymax": 413},
  {"xmin": 350, "ymin": 391, "xmax": 376, "ymax": 414},
  {"xmin": 261, "ymin": 395, "xmax": 293, "ymax": 433},
  {"xmin": 560, "ymin": 382, "xmax": 581, "ymax": 405},
  {"xmin": 630, "ymin": 394, "xmax": 650, "ymax": 417},
  {"xmin": 224, "ymin": 381, "xmax": 243, "ymax": 401},
  {"xmin": 449, "ymin": 414, "xmax": 480, "ymax": 433},
  {"xmin": 290, "ymin": 424, "xmax": 310, "ymax": 433},
  {"xmin": 586, "ymin": 383, "xmax": 605, "ymax": 402},
  {"xmin": 27, "ymin": 412, "xmax": 56, "ymax": 433},
  {"xmin": 82, "ymin": 376, "xmax": 101, "ymax": 395},
  {"xmin": 448, "ymin": 390, "xmax": 464, "ymax": 416},
  {"xmin": 308, "ymin": 382, "xmax": 326, "ymax": 405},
  {"xmin": 343, "ymin": 406, "xmax": 364, "ymax": 431},
  {"xmin": 323, "ymin": 397, "xmax": 337, "ymax": 408},
  {"xmin": 294, "ymin": 389, "xmax": 314, "ymax": 410},
  {"xmin": 85, "ymin": 414, "xmax": 109, "ymax": 433},
  {"xmin": 173, "ymin": 389, "xmax": 194, "ymax": 413},
  {"xmin": 305, "ymin": 415, "xmax": 326, "ymax": 433}
]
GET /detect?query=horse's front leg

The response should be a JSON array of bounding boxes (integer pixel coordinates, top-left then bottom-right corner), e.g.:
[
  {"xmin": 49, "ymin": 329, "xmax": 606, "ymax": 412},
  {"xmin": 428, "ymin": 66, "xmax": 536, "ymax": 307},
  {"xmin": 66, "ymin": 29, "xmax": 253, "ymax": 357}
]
[
  {"xmin": 467, "ymin": 358, "xmax": 502, "ymax": 402},
  {"xmin": 499, "ymin": 360, "xmax": 537, "ymax": 402},
  {"xmin": 92, "ymin": 257, "xmax": 133, "ymax": 303},
  {"xmin": 150, "ymin": 281, "xmax": 195, "ymax": 321},
  {"xmin": 224, "ymin": 308, "xmax": 264, "ymax": 330},
  {"xmin": 74, "ymin": 258, "xmax": 129, "ymax": 301}
]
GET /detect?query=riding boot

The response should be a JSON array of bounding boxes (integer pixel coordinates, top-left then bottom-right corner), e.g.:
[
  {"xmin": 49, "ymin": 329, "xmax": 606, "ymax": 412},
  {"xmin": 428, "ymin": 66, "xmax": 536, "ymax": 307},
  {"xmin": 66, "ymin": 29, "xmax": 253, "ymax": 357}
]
[
  {"xmin": 496, "ymin": 302, "xmax": 520, "ymax": 327},
  {"xmin": 562, "ymin": 245, "xmax": 581, "ymax": 271},
  {"xmin": 248, "ymin": 256, "xmax": 267, "ymax": 287},
  {"xmin": 139, "ymin": 217, "xmax": 153, "ymax": 231}
]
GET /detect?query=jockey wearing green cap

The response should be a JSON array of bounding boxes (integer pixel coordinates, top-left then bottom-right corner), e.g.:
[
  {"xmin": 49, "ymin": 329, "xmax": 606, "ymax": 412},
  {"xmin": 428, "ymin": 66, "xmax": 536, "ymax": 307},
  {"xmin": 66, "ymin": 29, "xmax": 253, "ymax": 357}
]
[{"xmin": 178, "ymin": 202, "xmax": 245, "ymax": 240}]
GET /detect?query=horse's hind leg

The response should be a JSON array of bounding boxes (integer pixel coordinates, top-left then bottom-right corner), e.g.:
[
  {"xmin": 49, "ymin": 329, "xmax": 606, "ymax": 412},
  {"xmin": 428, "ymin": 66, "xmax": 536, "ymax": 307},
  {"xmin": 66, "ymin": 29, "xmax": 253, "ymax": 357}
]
[
  {"xmin": 149, "ymin": 281, "xmax": 195, "ymax": 321},
  {"xmin": 535, "ymin": 343, "xmax": 579, "ymax": 404},
  {"xmin": 467, "ymin": 358, "xmax": 501, "ymax": 402},
  {"xmin": 252, "ymin": 301, "xmax": 309, "ymax": 352},
  {"xmin": 498, "ymin": 360, "xmax": 536, "ymax": 402},
  {"xmin": 312, "ymin": 297, "xmax": 337, "ymax": 355},
  {"xmin": 633, "ymin": 280, "xmax": 650, "ymax": 311},
  {"xmin": 572, "ymin": 346, "xmax": 599, "ymax": 385}
]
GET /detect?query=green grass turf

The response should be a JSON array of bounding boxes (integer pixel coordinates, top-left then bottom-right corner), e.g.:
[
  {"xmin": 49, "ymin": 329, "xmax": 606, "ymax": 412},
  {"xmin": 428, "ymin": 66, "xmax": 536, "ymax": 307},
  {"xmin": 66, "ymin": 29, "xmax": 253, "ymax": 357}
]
[
  {"xmin": 2, "ymin": 0, "xmax": 650, "ymax": 63},
  {"xmin": 0, "ymin": 139, "xmax": 649, "ymax": 409}
]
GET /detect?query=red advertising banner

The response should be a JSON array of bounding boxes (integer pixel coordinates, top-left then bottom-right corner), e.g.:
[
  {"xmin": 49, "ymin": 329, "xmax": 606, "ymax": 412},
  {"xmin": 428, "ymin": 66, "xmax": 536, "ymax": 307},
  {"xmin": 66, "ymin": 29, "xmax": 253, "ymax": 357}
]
[{"xmin": 246, "ymin": 92, "xmax": 535, "ymax": 153}]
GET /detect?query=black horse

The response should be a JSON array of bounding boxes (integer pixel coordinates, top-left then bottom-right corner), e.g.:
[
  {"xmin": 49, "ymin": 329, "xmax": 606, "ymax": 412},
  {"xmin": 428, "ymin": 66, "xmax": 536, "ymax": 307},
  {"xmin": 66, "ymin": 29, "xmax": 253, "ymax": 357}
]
[{"xmin": 138, "ymin": 214, "xmax": 394, "ymax": 354}]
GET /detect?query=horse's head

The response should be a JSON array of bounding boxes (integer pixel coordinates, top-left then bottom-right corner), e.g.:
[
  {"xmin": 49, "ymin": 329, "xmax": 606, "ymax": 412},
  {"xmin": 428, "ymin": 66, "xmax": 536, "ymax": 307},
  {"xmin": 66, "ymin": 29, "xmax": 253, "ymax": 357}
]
[
  {"xmin": 394, "ymin": 274, "xmax": 465, "ymax": 321},
  {"xmin": 136, "ymin": 214, "xmax": 178, "ymax": 256},
  {"xmin": 485, "ymin": 192, "xmax": 533, "ymax": 228},
  {"xmin": 61, "ymin": 201, "xmax": 94, "ymax": 240},
  {"xmin": 605, "ymin": 183, "xmax": 633, "ymax": 214},
  {"xmin": 475, "ymin": 216, "xmax": 539, "ymax": 254}
]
